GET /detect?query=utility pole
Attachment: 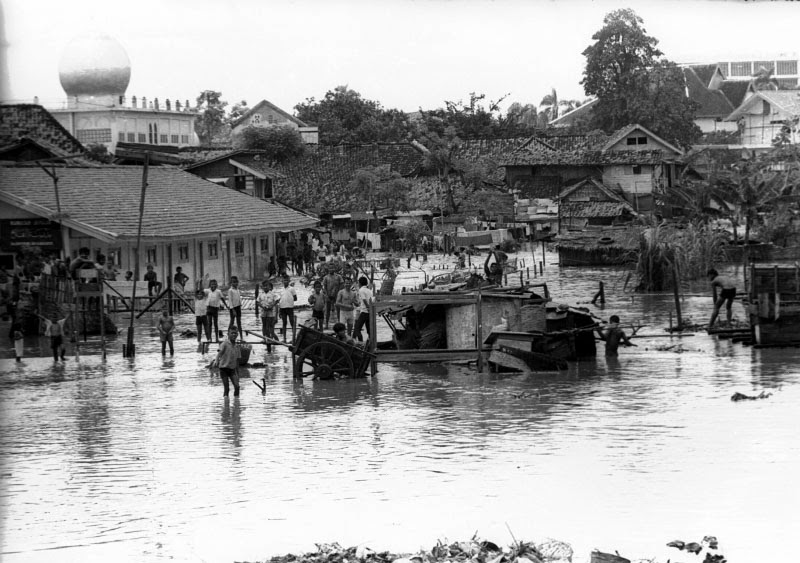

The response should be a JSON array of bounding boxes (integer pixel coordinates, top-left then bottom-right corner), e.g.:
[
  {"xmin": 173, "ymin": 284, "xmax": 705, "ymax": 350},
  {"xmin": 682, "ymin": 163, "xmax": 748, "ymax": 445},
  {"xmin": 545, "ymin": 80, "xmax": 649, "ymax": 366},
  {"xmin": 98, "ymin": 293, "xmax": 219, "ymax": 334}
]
[{"xmin": 125, "ymin": 153, "xmax": 149, "ymax": 357}]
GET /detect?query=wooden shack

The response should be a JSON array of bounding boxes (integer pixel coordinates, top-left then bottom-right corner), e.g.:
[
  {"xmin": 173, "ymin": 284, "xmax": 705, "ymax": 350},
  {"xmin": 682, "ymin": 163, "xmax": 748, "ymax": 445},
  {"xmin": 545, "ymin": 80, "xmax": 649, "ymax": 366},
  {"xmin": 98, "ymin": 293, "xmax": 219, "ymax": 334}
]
[{"xmin": 749, "ymin": 264, "xmax": 800, "ymax": 346}]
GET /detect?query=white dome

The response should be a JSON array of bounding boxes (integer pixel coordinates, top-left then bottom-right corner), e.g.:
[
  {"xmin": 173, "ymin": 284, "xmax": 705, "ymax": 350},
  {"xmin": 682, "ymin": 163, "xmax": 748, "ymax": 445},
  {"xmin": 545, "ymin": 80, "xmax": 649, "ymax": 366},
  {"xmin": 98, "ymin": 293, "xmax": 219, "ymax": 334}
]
[{"xmin": 58, "ymin": 33, "xmax": 131, "ymax": 98}]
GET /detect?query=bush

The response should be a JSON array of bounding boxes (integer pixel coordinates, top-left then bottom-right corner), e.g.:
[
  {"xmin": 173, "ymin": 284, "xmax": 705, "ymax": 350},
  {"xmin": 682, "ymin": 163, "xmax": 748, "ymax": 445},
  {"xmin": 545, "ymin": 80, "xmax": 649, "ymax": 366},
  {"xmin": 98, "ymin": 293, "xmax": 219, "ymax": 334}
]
[{"xmin": 233, "ymin": 125, "xmax": 306, "ymax": 163}]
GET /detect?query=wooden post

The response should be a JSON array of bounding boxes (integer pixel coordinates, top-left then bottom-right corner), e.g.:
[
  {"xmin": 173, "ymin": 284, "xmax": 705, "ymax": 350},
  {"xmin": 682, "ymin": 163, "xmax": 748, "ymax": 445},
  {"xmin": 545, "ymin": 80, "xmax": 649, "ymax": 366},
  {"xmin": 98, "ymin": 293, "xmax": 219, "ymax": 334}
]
[
  {"xmin": 167, "ymin": 276, "xmax": 173, "ymax": 316},
  {"xmin": 539, "ymin": 261, "xmax": 543, "ymax": 275},
  {"xmin": 541, "ymin": 239, "xmax": 546, "ymax": 268},
  {"xmin": 369, "ymin": 299, "xmax": 377, "ymax": 375},
  {"xmin": 100, "ymin": 291, "xmax": 106, "ymax": 360},
  {"xmin": 519, "ymin": 271, "xmax": 523, "ymax": 287},
  {"xmin": 475, "ymin": 290, "xmax": 483, "ymax": 372},
  {"xmin": 671, "ymin": 263, "xmax": 683, "ymax": 329},
  {"xmin": 125, "ymin": 152, "xmax": 149, "ymax": 357}
]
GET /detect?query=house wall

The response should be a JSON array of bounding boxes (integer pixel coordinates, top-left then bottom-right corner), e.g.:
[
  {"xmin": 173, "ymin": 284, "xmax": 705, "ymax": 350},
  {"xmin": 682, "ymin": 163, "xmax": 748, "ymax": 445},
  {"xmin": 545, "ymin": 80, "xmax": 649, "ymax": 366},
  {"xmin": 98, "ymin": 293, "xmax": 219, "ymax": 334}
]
[
  {"xmin": 606, "ymin": 132, "xmax": 674, "ymax": 152},
  {"xmin": 695, "ymin": 117, "xmax": 739, "ymax": 134},
  {"xmin": 50, "ymin": 108, "xmax": 197, "ymax": 153},
  {"xmin": 739, "ymin": 113, "xmax": 791, "ymax": 146}
]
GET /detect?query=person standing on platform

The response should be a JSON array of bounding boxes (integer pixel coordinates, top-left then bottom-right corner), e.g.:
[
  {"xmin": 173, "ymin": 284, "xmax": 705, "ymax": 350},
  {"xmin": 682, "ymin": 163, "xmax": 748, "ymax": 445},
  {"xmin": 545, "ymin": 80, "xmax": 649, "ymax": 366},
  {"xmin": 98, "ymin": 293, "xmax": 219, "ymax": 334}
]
[
  {"xmin": 278, "ymin": 276, "xmax": 297, "ymax": 343},
  {"xmin": 214, "ymin": 330, "xmax": 240, "ymax": 397},
  {"xmin": 158, "ymin": 309, "xmax": 175, "ymax": 356},
  {"xmin": 144, "ymin": 264, "xmax": 162, "ymax": 296},
  {"xmin": 309, "ymin": 281, "xmax": 326, "ymax": 330},
  {"xmin": 205, "ymin": 279, "xmax": 227, "ymax": 342},
  {"xmin": 322, "ymin": 266, "xmax": 343, "ymax": 329},
  {"xmin": 335, "ymin": 281, "xmax": 357, "ymax": 336},
  {"xmin": 707, "ymin": 268, "xmax": 737, "ymax": 328},
  {"xmin": 174, "ymin": 267, "xmax": 189, "ymax": 291},
  {"xmin": 226, "ymin": 276, "xmax": 243, "ymax": 338},
  {"xmin": 352, "ymin": 276, "xmax": 373, "ymax": 343}
]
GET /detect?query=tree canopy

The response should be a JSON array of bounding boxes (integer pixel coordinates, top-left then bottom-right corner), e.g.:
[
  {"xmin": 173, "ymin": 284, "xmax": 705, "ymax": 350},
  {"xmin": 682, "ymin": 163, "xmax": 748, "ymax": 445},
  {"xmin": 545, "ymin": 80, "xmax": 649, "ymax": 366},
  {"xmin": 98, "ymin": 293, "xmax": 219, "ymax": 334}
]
[
  {"xmin": 194, "ymin": 90, "xmax": 229, "ymax": 145},
  {"xmin": 295, "ymin": 86, "xmax": 414, "ymax": 145},
  {"xmin": 581, "ymin": 9, "xmax": 701, "ymax": 148},
  {"xmin": 234, "ymin": 125, "xmax": 306, "ymax": 163}
]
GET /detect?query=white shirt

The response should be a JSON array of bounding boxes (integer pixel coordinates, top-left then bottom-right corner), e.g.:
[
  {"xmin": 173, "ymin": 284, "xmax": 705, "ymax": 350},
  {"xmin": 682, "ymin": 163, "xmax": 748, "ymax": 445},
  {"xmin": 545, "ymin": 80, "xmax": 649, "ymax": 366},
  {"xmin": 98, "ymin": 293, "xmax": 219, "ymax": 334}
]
[
  {"xmin": 357, "ymin": 286, "xmax": 373, "ymax": 314},
  {"xmin": 228, "ymin": 287, "xmax": 241, "ymax": 308},
  {"xmin": 194, "ymin": 296, "xmax": 208, "ymax": 317},
  {"xmin": 279, "ymin": 286, "xmax": 296, "ymax": 308},
  {"xmin": 205, "ymin": 288, "xmax": 223, "ymax": 307},
  {"xmin": 257, "ymin": 291, "xmax": 277, "ymax": 316}
]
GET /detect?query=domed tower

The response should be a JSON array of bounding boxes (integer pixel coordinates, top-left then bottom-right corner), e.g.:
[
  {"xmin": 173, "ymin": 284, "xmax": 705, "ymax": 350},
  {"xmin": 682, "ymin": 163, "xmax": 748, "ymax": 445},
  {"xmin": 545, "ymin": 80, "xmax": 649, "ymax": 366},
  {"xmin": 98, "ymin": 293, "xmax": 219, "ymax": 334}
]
[{"xmin": 58, "ymin": 33, "xmax": 131, "ymax": 109}]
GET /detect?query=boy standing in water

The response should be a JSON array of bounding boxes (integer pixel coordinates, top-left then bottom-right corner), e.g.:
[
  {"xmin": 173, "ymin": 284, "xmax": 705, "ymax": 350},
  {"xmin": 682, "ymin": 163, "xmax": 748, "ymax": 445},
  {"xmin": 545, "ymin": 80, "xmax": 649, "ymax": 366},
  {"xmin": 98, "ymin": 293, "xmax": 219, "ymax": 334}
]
[
  {"xmin": 309, "ymin": 281, "xmax": 326, "ymax": 330},
  {"xmin": 597, "ymin": 315, "xmax": 635, "ymax": 357},
  {"xmin": 194, "ymin": 288, "xmax": 211, "ymax": 343},
  {"xmin": 278, "ymin": 276, "xmax": 297, "ymax": 343},
  {"xmin": 158, "ymin": 309, "xmax": 175, "ymax": 355},
  {"xmin": 215, "ymin": 330, "xmax": 240, "ymax": 397},
  {"xmin": 707, "ymin": 268, "xmax": 737, "ymax": 328},
  {"xmin": 38, "ymin": 311, "xmax": 71, "ymax": 361},
  {"xmin": 257, "ymin": 280, "xmax": 277, "ymax": 351}
]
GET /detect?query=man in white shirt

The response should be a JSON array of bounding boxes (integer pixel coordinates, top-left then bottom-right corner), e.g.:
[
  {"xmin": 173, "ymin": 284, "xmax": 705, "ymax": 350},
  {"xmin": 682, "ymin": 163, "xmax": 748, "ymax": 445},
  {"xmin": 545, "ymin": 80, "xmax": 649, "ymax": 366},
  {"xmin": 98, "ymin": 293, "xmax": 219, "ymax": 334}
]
[
  {"xmin": 278, "ymin": 276, "xmax": 297, "ymax": 343},
  {"xmin": 352, "ymin": 276, "xmax": 373, "ymax": 343},
  {"xmin": 205, "ymin": 279, "xmax": 227, "ymax": 342}
]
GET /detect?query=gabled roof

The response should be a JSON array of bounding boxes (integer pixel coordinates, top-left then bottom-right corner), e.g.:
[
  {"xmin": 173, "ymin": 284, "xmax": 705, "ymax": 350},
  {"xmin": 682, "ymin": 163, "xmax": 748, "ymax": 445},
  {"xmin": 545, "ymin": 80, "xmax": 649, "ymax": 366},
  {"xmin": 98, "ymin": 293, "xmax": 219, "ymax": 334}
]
[
  {"xmin": 0, "ymin": 165, "xmax": 317, "ymax": 241},
  {"xmin": 0, "ymin": 104, "xmax": 85, "ymax": 158},
  {"xmin": 231, "ymin": 99, "xmax": 308, "ymax": 129},
  {"xmin": 688, "ymin": 64, "xmax": 724, "ymax": 89},
  {"xmin": 602, "ymin": 124, "xmax": 684, "ymax": 155},
  {"xmin": 718, "ymin": 81, "xmax": 752, "ymax": 109},
  {"xmin": 560, "ymin": 177, "xmax": 634, "ymax": 210},
  {"xmin": 683, "ymin": 67, "xmax": 736, "ymax": 118},
  {"xmin": 228, "ymin": 158, "xmax": 285, "ymax": 180},
  {"xmin": 727, "ymin": 90, "xmax": 800, "ymax": 121}
]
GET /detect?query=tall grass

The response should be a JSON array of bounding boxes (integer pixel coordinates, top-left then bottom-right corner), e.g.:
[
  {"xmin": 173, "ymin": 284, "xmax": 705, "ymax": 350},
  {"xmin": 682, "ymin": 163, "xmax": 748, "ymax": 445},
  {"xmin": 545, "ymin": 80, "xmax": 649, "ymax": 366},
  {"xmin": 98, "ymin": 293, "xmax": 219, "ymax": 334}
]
[{"xmin": 634, "ymin": 220, "xmax": 728, "ymax": 291}]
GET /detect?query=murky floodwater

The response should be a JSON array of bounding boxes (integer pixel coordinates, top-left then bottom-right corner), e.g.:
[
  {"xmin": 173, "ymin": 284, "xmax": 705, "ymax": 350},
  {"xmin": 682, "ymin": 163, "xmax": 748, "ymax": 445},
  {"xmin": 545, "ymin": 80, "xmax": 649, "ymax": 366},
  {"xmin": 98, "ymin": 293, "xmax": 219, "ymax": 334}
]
[{"xmin": 2, "ymin": 247, "xmax": 799, "ymax": 563}]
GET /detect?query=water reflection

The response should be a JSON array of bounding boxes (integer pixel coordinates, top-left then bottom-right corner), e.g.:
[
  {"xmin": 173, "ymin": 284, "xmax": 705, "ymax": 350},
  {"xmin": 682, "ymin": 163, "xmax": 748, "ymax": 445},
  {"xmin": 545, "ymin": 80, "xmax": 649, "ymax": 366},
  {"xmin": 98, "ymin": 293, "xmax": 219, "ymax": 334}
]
[{"xmin": 1, "ymin": 249, "xmax": 799, "ymax": 563}]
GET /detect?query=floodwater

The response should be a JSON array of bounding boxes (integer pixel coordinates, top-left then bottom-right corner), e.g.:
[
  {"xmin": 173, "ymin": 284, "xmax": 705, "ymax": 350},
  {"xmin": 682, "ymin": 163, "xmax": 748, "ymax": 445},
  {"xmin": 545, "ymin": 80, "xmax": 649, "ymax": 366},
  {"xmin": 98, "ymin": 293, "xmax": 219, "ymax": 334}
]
[{"xmin": 1, "ymin": 247, "xmax": 799, "ymax": 563}]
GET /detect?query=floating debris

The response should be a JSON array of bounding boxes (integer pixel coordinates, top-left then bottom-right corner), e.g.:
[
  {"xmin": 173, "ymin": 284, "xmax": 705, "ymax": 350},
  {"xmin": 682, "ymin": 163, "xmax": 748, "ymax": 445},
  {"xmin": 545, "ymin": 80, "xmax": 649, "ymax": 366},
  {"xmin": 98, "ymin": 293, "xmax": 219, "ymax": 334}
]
[{"xmin": 731, "ymin": 391, "xmax": 773, "ymax": 402}]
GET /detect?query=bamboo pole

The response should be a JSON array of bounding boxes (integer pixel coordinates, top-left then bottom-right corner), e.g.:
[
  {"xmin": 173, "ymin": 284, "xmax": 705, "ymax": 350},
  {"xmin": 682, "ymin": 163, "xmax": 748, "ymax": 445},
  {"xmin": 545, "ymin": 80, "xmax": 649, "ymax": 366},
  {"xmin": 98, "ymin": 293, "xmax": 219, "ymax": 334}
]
[
  {"xmin": 671, "ymin": 263, "xmax": 683, "ymax": 329},
  {"xmin": 125, "ymin": 153, "xmax": 149, "ymax": 357}
]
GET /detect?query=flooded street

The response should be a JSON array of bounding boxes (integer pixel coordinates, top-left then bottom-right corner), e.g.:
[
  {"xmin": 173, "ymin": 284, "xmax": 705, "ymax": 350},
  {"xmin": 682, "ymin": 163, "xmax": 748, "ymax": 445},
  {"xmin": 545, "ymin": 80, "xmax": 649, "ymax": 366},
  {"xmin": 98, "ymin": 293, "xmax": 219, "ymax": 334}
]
[{"xmin": 2, "ymin": 248, "xmax": 799, "ymax": 563}]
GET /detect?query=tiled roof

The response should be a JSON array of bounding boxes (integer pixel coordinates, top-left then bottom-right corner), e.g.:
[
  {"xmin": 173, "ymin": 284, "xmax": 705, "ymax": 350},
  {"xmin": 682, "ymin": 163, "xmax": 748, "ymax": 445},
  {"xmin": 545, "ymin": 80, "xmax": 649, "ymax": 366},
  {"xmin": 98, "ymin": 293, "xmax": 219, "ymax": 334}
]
[
  {"xmin": 500, "ymin": 148, "xmax": 669, "ymax": 166},
  {"xmin": 560, "ymin": 201, "xmax": 632, "ymax": 218},
  {"xmin": 560, "ymin": 178, "xmax": 633, "ymax": 209},
  {"xmin": 0, "ymin": 165, "xmax": 317, "ymax": 240},
  {"xmin": 270, "ymin": 143, "xmax": 428, "ymax": 210},
  {"xmin": 0, "ymin": 104, "xmax": 85, "ymax": 157},
  {"xmin": 689, "ymin": 64, "xmax": 720, "ymax": 88},
  {"xmin": 602, "ymin": 124, "xmax": 683, "ymax": 154}
]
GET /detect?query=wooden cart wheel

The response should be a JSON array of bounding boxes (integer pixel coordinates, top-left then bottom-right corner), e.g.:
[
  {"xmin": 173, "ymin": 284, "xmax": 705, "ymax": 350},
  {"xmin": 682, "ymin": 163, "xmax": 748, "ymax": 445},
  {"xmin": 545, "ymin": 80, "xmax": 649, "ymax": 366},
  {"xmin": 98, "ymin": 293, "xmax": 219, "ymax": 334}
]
[{"xmin": 296, "ymin": 341, "xmax": 355, "ymax": 379}]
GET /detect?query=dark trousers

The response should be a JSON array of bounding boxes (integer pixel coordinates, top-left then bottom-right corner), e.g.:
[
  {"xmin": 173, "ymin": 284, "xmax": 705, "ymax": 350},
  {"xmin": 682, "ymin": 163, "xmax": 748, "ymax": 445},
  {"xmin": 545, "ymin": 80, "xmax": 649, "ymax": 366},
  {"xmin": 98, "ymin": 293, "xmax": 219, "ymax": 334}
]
[
  {"xmin": 220, "ymin": 367, "xmax": 240, "ymax": 396},
  {"xmin": 207, "ymin": 306, "xmax": 220, "ymax": 341},
  {"xmin": 353, "ymin": 311, "xmax": 370, "ymax": 342},
  {"xmin": 228, "ymin": 306, "xmax": 242, "ymax": 335},
  {"xmin": 196, "ymin": 315, "xmax": 211, "ymax": 341},
  {"xmin": 51, "ymin": 335, "xmax": 64, "ymax": 360},
  {"xmin": 261, "ymin": 315, "xmax": 276, "ymax": 351}
]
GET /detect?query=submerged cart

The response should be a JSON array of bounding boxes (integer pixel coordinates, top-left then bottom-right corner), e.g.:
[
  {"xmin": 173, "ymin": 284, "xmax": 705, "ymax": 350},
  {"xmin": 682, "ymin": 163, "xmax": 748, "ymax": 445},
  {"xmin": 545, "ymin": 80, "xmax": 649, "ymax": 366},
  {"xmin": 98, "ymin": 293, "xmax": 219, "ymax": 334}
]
[{"xmin": 291, "ymin": 326, "xmax": 376, "ymax": 379}]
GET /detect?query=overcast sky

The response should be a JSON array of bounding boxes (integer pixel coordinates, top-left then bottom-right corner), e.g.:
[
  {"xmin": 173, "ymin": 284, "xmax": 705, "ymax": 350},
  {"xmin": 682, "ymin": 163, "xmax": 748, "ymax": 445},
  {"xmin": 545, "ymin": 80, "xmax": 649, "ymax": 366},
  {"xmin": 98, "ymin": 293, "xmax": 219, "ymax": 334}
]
[{"xmin": 2, "ymin": 0, "xmax": 798, "ymax": 115}]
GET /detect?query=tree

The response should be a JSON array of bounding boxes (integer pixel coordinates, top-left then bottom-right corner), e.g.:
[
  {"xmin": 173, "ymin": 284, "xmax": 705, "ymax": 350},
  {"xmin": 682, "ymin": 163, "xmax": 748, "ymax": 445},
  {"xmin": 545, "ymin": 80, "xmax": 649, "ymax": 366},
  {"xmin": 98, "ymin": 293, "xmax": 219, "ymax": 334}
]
[
  {"xmin": 295, "ymin": 86, "xmax": 414, "ymax": 144},
  {"xmin": 234, "ymin": 125, "xmax": 306, "ymax": 163},
  {"xmin": 348, "ymin": 166, "xmax": 412, "ymax": 212},
  {"xmin": 581, "ymin": 9, "xmax": 700, "ymax": 148},
  {"xmin": 417, "ymin": 92, "xmax": 512, "ymax": 139},
  {"xmin": 195, "ymin": 90, "xmax": 228, "ymax": 145},
  {"xmin": 84, "ymin": 143, "xmax": 113, "ymax": 163}
]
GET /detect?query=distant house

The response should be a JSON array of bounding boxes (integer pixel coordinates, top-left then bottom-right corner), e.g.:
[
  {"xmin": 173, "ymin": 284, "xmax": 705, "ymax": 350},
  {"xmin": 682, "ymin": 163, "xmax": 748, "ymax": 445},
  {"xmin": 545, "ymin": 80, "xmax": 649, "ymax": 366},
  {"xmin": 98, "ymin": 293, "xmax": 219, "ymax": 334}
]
[
  {"xmin": 501, "ymin": 124, "xmax": 683, "ymax": 214},
  {"xmin": 183, "ymin": 149, "xmax": 284, "ymax": 200},
  {"xmin": 229, "ymin": 99, "xmax": 319, "ymax": 144},
  {"xmin": 726, "ymin": 90, "xmax": 800, "ymax": 147},
  {"xmin": 558, "ymin": 178, "xmax": 637, "ymax": 230},
  {"xmin": 0, "ymin": 165, "xmax": 317, "ymax": 282}
]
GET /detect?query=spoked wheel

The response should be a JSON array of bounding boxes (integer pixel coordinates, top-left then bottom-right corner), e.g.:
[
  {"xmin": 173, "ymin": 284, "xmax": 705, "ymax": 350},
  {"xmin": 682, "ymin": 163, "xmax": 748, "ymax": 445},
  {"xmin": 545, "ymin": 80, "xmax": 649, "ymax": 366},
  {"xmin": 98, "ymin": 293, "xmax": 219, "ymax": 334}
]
[{"xmin": 295, "ymin": 341, "xmax": 354, "ymax": 379}]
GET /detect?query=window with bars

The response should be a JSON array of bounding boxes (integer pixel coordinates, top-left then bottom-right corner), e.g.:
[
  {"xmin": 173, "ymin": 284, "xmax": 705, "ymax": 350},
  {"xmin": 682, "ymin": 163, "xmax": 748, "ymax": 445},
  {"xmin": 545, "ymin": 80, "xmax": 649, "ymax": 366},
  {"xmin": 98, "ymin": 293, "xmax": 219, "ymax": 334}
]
[
  {"xmin": 178, "ymin": 244, "xmax": 189, "ymax": 261},
  {"xmin": 730, "ymin": 62, "xmax": 752, "ymax": 76},
  {"xmin": 76, "ymin": 129, "xmax": 112, "ymax": 143},
  {"xmin": 146, "ymin": 247, "xmax": 157, "ymax": 264},
  {"xmin": 754, "ymin": 61, "xmax": 774, "ymax": 74},
  {"xmin": 118, "ymin": 132, "xmax": 125, "ymax": 141},
  {"xmin": 234, "ymin": 238, "xmax": 245, "ymax": 256},
  {"xmin": 208, "ymin": 242, "xmax": 218, "ymax": 259},
  {"xmin": 260, "ymin": 236, "xmax": 270, "ymax": 254},
  {"xmin": 128, "ymin": 132, "xmax": 136, "ymax": 142},
  {"xmin": 180, "ymin": 135, "xmax": 189, "ymax": 144},
  {"xmin": 626, "ymin": 136, "xmax": 647, "ymax": 146},
  {"xmin": 160, "ymin": 134, "xmax": 169, "ymax": 144},
  {"xmin": 777, "ymin": 60, "xmax": 798, "ymax": 75},
  {"xmin": 171, "ymin": 134, "xmax": 179, "ymax": 144},
  {"xmin": 138, "ymin": 133, "xmax": 147, "ymax": 143}
]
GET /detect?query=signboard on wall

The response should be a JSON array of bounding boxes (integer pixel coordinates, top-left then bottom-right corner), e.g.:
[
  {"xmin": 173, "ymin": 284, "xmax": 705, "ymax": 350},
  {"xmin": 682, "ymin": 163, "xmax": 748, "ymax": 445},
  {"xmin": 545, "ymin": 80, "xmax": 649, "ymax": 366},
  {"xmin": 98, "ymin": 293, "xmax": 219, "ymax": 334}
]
[{"xmin": 0, "ymin": 218, "xmax": 61, "ymax": 252}]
